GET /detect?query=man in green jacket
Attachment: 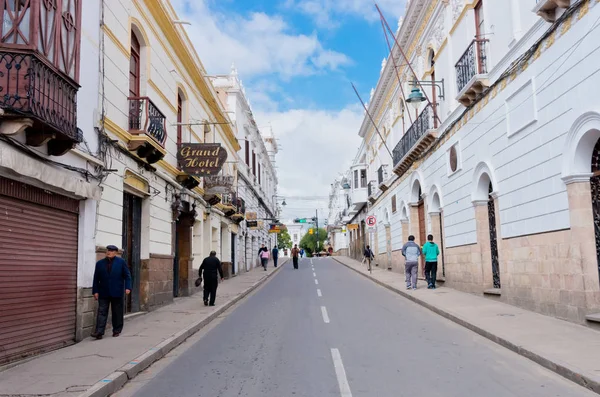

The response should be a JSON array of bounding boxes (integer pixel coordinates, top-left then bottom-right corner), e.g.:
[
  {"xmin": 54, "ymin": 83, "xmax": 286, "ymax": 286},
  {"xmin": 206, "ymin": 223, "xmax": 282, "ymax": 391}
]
[{"xmin": 422, "ymin": 234, "xmax": 440, "ymax": 289}]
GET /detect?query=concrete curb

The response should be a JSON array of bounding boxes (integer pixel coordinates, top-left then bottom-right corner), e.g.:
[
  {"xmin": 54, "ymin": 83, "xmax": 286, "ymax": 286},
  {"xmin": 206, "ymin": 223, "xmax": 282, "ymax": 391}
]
[
  {"xmin": 333, "ymin": 257, "xmax": 600, "ymax": 395},
  {"xmin": 78, "ymin": 260, "xmax": 288, "ymax": 397}
]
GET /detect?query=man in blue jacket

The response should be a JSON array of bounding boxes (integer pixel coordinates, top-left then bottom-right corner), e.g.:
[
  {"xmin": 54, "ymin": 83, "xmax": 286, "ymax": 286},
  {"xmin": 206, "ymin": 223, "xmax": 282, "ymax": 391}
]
[
  {"xmin": 91, "ymin": 245, "xmax": 132, "ymax": 339},
  {"xmin": 402, "ymin": 235, "xmax": 421, "ymax": 290}
]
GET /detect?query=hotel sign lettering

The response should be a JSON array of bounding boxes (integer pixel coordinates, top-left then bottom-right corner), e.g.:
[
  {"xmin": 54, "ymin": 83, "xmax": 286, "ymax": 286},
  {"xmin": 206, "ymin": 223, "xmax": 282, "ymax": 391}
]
[{"xmin": 177, "ymin": 143, "xmax": 228, "ymax": 176}]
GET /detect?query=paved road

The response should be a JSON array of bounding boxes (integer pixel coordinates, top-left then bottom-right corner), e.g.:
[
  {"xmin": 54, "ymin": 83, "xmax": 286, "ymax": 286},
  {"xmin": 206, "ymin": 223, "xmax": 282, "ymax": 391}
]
[{"xmin": 121, "ymin": 258, "xmax": 596, "ymax": 397}]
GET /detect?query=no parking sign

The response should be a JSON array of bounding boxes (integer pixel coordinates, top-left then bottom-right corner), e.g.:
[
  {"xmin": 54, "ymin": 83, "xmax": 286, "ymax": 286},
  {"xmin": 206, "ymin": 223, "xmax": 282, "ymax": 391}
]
[{"xmin": 366, "ymin": 215, "xmax": 377, "ymax": 233}]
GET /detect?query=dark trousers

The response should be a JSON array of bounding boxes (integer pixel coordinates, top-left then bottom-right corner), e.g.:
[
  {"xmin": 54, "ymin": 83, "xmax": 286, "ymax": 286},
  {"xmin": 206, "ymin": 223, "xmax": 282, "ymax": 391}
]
[
  {"xmin": 203, "ymin": 278, "xmax": 218, "ymax": 305},
  {"xmin": 95, "ymin": 297, "xmax": 124, "ymax": 335},
  {"xmin": 425, "ymin": 261, "xmax": 438, "ymax": 287},
  {"xmin": 293, "ymin": 257, "xmax": 298, "ymax": 269},
  {"xmin": 273, "ymin": 257, "xmax": 278, "ymax": 267}
]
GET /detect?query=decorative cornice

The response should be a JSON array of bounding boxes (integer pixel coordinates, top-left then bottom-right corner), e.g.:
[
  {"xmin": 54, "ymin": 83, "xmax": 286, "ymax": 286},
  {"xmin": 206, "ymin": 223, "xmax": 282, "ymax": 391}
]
[
  {"xmin": 562, "ymin": 173, "xmax": 593, "ymax": 185},
  {"xmin": 472, "ymin": 199, "xmax": 488, "ymax": 207}
]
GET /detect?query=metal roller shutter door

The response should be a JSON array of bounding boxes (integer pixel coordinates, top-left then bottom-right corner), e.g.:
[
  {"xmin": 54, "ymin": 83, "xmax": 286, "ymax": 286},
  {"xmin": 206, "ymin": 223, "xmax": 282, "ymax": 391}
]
[{"xmin": 0, "ymin": 179, "xmax": 78, "ymax": 364}]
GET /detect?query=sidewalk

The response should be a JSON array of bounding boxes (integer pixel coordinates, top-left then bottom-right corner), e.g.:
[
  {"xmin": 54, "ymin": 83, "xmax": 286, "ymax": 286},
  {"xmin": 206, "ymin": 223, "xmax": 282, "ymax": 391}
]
[
  {"xmin": 333, "ymin": 256, "xmax": 600, "ymax": 395},
  {"xmin": 0, "ymin": 260, "xmax": 286, "ymax": 397}
]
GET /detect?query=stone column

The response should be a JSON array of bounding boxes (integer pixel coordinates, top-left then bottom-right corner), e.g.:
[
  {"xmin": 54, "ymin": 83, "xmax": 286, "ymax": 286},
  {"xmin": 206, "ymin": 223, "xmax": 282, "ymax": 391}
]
[
  {"xmin": 565, "ymin": 177, "xmax": 600, "ymax": 312},
  {"xmin": 401, "ymin": 219, "xmax": 409, "ymax": 246}
]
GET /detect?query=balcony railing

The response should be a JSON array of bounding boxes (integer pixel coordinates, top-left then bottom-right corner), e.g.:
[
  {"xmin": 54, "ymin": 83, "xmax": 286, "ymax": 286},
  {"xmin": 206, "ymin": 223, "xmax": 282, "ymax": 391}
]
[
  {"xmin": 128, "ymin": 97, "xmax": 167, "ymax": 147},
  {"xmin": 393, "ymin": 104, "xmax": 433, "ymax": 167},
  {"xmin": 456, "ymin": 39, "xmax": 489, "ymax": 93},
  {"xmin": 0, "ymin": 51, "xmax": 79, "ymax": 142}
]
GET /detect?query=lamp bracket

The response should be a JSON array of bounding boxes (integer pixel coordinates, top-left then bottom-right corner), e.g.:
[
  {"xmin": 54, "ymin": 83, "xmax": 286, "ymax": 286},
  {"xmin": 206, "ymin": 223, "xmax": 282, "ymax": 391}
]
[{"xmin": 412, "ymin": 78, "xmax": 445, "ymax": 101}]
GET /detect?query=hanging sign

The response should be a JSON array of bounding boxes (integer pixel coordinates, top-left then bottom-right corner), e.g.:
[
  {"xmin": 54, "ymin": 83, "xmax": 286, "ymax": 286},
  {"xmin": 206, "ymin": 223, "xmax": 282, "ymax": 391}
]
[
  {"xmin": 177, "ymin": 143, "xmax": 227, "ymax": 176},
  {"xmin": 347, "ymin": 224, "xmax": 359, "ymax": 230},
  {"xmin": 204, "ymin": 175, "xmax": 234, "ymax": 194},
  {"xmin": 246, "ymin": 212, "xmax": 258, "ymax": 228},
  {"xmin": 269, "ymin": 224, "xmax": 287, "ymax": 233}
]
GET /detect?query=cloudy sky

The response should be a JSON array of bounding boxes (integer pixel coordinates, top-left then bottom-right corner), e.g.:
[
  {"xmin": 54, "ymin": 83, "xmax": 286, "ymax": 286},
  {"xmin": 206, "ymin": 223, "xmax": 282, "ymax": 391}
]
[{"xmin": 172, "ymin": 0, "xmax": 406, "ymax": 221}]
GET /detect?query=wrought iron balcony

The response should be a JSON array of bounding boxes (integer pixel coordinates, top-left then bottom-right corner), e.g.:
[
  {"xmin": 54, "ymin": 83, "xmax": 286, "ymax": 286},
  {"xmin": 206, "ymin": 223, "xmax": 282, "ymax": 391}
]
[
  {"xmin": 455, "ymin": 39, "xmax": 490, "ymax": 107},
  {"xmin": 0, "ymin": 0, "xmax": 82, "ymax": 157},
  {"xmin": 221, "ymin": 193, "xmax": 236, "ymax": 217},
  {"xmin": 127, "ymin": 97, "xmax": 167, "ymax": 163},
  {"xmin": 392, "ymin": 103, "xmax": 437, "ymax": 177},
  {"xmin": 128, "ymin": 97, "xmax": 167, "ymax": 146},
  {"xmin": 0, "ymin": 51, "xmax": 81, "ymax": 155}
]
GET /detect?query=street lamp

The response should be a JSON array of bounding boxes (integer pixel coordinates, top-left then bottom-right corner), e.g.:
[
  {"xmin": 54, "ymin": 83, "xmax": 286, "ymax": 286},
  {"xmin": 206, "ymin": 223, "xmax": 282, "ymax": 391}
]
[
  {"xmin": 406, "ymin": 86, "xmax": 426, "ymax": 111},
  {"xmin": 405, "ymin": 78, "xmax": 446, "ymax": 111}
]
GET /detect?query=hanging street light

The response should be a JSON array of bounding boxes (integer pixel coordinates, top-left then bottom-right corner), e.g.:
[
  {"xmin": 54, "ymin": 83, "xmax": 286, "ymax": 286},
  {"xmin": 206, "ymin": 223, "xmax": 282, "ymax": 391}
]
[{"xmin": 406, "ymin": 86, "xmax": 426, "ymax": 110}]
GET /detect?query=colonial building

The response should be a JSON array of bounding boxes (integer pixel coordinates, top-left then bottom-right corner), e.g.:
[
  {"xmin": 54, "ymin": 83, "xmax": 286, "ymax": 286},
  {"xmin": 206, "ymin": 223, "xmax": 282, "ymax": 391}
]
[
  {"xmin": 94, "ymin": 0, "xmax": 242, "ymax": 321},
  {"xmin": 0, "ymin": 0, "xmax": 103, "ymax": 364},
  {"xmin": 333, "ymin": 0, "xmax": 600, "ymax": 325},
  {"xmin": 211, "ymin": 65, "xmax": 280, "ymax": 271}
]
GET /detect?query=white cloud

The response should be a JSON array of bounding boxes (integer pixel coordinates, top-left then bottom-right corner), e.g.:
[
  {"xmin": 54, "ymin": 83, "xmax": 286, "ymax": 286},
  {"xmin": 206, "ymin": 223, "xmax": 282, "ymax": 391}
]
[
  {"xmin": 172, "ymin": 0, "xmax": 352, "ymax": 78},
  {"xmin": 171, "ymin": 1, "xmax": 364, "ymax": 220},
  {"xmin": 286, "ymin": 0, "xmax": 406, "ymax": 29},
  {"xmin": 255, "ymin": 106, "xmax": 363, "ymax": 219}
]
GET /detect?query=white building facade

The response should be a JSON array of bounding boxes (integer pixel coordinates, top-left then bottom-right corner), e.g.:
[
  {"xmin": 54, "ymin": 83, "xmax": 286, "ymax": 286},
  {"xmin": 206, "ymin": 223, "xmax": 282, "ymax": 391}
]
[
  {"xmin": 335, "ymin": 0, "xmax": 600, "ymax": 325},
  {"xmin": 211, "ymin": 66, "xmax": 279, "ymax": 271},
  {"xmin": 94, "ymin": 0, "xmax": 243, "ymax": 320}
]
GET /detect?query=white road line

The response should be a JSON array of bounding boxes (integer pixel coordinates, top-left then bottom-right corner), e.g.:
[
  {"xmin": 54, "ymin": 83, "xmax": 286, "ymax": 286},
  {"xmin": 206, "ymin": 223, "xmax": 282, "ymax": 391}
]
[
  {"xmin": 317, "ymin": 289, "xmax": 322, "ymax": 297},
  {"xmin": 311, "ymin": 259, "xmax": 313, "ymax": 265},
  {"xmin": 331, "ymin": 348, "xmax": 352, "ymax": 397},
  {"xmin": 315, "ymin": 279, "xmax": 319, "ymax": 285},
  {"xmin": 321, "ymin": 306, "xmax": 330, "ymax": 323},
  {"xmin": 313, "ymin": 272, "xmax": 317, "ymax": 277}
]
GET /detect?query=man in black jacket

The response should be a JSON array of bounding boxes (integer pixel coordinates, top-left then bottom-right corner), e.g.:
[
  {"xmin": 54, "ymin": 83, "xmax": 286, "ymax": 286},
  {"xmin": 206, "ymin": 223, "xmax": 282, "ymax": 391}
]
[
  {"xmin": 91, "ymin": 245, "xmax": 132, "ymax": 339},
  {"xmin": 199, "ymin": 251, "xmax": 224, "ymax": 306}
]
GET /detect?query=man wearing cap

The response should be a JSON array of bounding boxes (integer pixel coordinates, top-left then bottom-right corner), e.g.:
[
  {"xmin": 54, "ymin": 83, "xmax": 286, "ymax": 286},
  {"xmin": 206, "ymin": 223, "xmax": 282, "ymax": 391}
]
[{"xmin": 91, "ymin": 245, "xmax": 132, "ymax": 339}]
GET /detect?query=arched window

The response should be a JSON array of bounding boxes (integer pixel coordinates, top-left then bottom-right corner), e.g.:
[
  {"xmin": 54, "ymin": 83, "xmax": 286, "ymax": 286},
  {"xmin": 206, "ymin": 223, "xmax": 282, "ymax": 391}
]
[{"xmin": 130, "ymin": 32, "xmax": 141, "ymax": 98}]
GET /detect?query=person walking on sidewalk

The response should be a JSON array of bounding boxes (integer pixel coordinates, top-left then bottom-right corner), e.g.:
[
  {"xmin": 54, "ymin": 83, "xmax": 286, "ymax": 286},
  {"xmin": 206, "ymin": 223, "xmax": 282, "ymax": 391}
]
[
  {"xmin": 364, "ymin": 245, "xmax": 374, "ymax": 271},
  {"xmin": 402, "ymin": 236, "xmax": 421, "ymax": 290},
  {"xmin": 422, "ymin": 234, "xmax": 440, "ymax": 289},
  {"xmin": 260, "ymin": 247, "xmax": 270, "ymax": 271},
  {"xmin": 199, "ymin": 251, "xmax": 224, "ymax": 306},
  {"xmin": 291, "ymin": 244, "xmax": 300, "ymax": 269},
  {"xmin": 300, "ymin": 248, "xmax": 305, "ymax": 258},
  {"xmin": 91, "ymin": 245, "xmax": 132, "ymax": 339},
  {"xmin": 272, "ymin": 245, "xmax": 279, "ymax": 267},
  {"xmin": 258, "ymin": 244, "xmax": 267, "ymax": 268}
]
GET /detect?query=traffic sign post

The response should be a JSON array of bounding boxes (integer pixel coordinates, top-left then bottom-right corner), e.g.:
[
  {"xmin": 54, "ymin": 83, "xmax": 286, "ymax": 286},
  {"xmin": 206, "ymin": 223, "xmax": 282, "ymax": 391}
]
[{"xmin": 366, "ymin": 215, "xmax": 377, "ymax": 229}]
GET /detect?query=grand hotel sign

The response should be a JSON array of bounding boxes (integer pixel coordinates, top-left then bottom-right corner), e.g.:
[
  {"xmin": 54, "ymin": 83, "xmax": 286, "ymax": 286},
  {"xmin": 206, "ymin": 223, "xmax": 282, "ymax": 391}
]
[{"xmin": 177, "ymin": 143, "xmax": 228, "ymax": 176}]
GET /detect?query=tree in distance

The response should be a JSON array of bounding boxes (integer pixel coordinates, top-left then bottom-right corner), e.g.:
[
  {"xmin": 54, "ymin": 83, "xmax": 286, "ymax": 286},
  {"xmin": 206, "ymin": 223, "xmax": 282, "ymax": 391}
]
[{"xmin": 300, "ymin": 227, "xmax": 327, "ymax": 257}]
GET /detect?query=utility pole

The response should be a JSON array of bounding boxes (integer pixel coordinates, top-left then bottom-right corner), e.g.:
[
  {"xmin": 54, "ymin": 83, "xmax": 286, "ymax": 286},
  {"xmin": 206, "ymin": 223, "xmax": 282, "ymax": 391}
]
[{"xmin": 315, "ymin": 209, "xmax": 319, "ymax": 254}]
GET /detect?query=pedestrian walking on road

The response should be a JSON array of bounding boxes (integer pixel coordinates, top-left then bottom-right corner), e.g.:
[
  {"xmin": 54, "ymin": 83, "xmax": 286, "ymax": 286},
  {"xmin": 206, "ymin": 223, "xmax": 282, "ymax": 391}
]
[
  {"xmin": 292, "ymin": 244, "xmax": 300, "ymax": 269},
  {"xmin": 300, "ymin": 248, "xmax": 305, "ymax": 258},
  {"xmin": 91, "ymin": 245, "xmax": 132, "ymax": 339},
  {"xmin": 422, "ymin": 234, "xmax": 440, "ymax": 289},
  {"xmin": 364, "ymin": 245, "xmax": 374, "ymax": 271},
  {"xmin": 402, "ymin": 236, "xmax": 421, "ymax": 290},
  {"xmin": 260, "ymin": 248, "xmax": 270, "ymax": 271},
  {"xmin": 272, "ymin": 246, "xmax": 279, "ymax": 267},
  {"xmin": 200, "ymin": 251, "xmax": 224, "ymax": 306}
]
